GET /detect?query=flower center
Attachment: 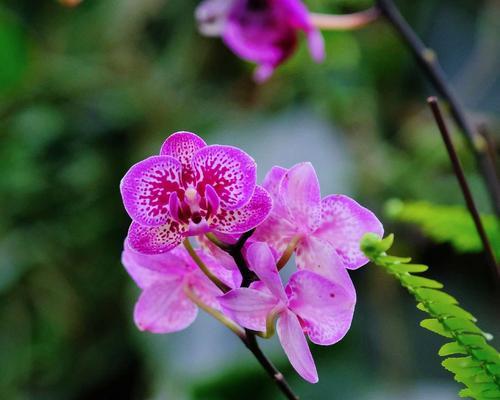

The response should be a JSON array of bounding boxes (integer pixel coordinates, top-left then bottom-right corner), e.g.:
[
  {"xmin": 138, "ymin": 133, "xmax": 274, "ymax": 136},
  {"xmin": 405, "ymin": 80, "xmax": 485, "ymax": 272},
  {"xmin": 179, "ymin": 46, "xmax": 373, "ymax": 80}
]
[{"xmin": 169, "ymin": 185, "xmax": 220, "ymax": 233}]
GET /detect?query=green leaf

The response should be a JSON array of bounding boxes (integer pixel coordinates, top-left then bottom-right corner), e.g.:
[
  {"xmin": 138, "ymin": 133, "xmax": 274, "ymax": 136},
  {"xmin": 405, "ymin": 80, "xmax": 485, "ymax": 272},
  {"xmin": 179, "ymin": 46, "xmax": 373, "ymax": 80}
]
[
  {"xmin": 444, "ymin": 318, "xmax": 485, "ymax": 337},
  {"xmin": 416, "ymin": 288, "xmax": 458, "ymax": 304},
  {"xmin": 391, "ymin": 263, "xmax": 428, "ymax": 273},
  {"xmin": 385, "ymin": 200, "xmax": 500, "ymax": 259},
  {"xmin": 400, "ymin": 274, "xmax": 443, "ymax": 289},
  {"xmin": 458, "ymin": 388, "xmax": 473, "ymax": 398},
  {"xmin": 442, "ymin": 357, "xmax": 481, "ymax": 375},
  {"xmin": 427, "ymin": 303, "xmax": 476, "ymax": 321},
  {"xmin": 420, "ymin": 318, "xmax": 452, "ymax": 338},
  {"xmin": 439, "ymin": 342, "xmax": 467, "ymax": 356}
]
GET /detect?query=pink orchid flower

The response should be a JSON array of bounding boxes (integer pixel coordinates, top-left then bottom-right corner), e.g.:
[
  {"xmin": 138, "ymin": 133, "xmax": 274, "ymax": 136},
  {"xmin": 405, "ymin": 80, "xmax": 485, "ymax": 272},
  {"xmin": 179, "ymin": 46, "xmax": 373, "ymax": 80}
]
[
  {"xmin": 120, "ymin": 131, "xmax": 272, "ymax": 254},
  {"xmin": 254, "ymin": 162, "xmax": 383, "ymax": 287},
  {"xmin": 122, "ymin": 242, "xmax": 240, "ymax": 333},
  {"xmin": 219, "ymin": 242, "xmax": 355, "ymax": 383},
  {"xmin": 196, "ymin": 0, "xmax": 325, "ymax": 82}
]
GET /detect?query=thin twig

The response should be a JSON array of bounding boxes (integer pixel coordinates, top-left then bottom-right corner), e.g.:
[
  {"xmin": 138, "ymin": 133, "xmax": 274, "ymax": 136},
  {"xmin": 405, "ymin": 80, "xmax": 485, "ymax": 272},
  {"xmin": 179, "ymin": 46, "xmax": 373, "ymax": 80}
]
[
  {"xmin": 427, "ymin": 97, "xmax": 499, "ymax": 279},
  {"xmin": 209, "ymin": 230, "xmax": 300, "ymax": 400},
  {"xmin": 376, "ymin": 0, "xmax": 500, "ymax": 218}
]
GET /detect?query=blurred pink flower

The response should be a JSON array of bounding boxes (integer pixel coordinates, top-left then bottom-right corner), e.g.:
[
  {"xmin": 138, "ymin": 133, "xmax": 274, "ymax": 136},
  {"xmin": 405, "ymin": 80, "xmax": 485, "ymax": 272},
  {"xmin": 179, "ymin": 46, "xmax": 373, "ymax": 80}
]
[
  {"xmin": 196, "ymin": 0, "xmax": 324, "ymax": 82},
  {"xmin": 120, "ymin": 131, "xmax": 272, "ymax": 254},
  {"xmin": 122, "ymin": 242, "xmax": 240, "ymax": 333},
  {"xmin": 219, "ymin": 242, "xmax": 355, "ymax": 383},
  {"xmin": 254, "ymin": 162, "xmax": 383, "ymax": 288}
]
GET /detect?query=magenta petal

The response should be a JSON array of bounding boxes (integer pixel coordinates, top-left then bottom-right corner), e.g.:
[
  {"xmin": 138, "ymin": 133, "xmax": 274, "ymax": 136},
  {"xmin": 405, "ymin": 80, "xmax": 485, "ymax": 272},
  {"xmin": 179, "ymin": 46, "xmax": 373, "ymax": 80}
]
[
  {"xmin": 214, "ymin": 186, "xmax": 272, "ymax": 234},
  {"xmin": 127, "ymin": 220, "xmax": 185, "ymax": 255},
  {"xmin": 160, "ymin": 131, "xmax": 207, "ymax": 185},
  {"xmin": 120, "ymin": 155, "xmax": 182, "ymax": 226},
  {"xmin": 192, "ymin": 145, "xmax": 256, "ymax": 210},
  {"xmin": 315, "ymin": 195, "xmax": 384, "ymax": 270},
  {"xmin": 134, "ymin": 281, "xmax": 198, "ymax": 334},
  {"xmin": 280, "ymin": 162, "xmax": 321, "ymax": 233},
  {"xmin": 287, "ymin": 270, "xmax": 355, "ymax": 345},
  {"xmin": 219, "ymin": 288, "xmax": 278, "ymax": 332},
  {"xmin": 295, "ymin": 237, "xmax": 355, "ymax": 293},
  {"xmin": 246, "ymin": 242, "xmax": 287, "ymax": 302},
  {"xmin": 277, "ymin": 309, "xmax": 318, "ymax": 383}
]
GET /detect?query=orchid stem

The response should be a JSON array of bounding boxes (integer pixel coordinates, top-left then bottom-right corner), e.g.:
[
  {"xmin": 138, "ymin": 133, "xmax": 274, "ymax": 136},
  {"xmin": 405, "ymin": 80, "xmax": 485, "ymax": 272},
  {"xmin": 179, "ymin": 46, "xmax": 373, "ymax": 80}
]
[
  {"xmin": 375, "ymin": 0, "xmax": 500, "ymax": 219},
  {"xmin": 205, "ymin": 232, "xmax": 232, "ymax": 251},
  {"xmin": 183, "ymin": 238, "xmax": 231, "ymax": 292},
  {"xmin": 184, "ymin": 285, "xmax": 245, "ymax": 338},
  {"xmin": 310, "ymin": 7, "xmax": 380, "ymax": 30},
  {"xmin": 277, "ymin": 236, "xmax": 301, "ymax": 271},
  {"xmin": 208, "ymin": 230, "xmax": 299, "ymax": 400}
]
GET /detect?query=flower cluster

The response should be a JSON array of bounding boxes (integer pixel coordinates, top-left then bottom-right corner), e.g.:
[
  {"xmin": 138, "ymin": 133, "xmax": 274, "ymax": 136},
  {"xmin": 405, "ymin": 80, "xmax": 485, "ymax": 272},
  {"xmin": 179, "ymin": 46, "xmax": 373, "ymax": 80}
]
[
  {"xmin": 120, "ymin": 131, "xmax": 383, "ymax": 383},
  {"xmin": 195, "ymin": 0, "xmax": 324, "ymax": 82}
]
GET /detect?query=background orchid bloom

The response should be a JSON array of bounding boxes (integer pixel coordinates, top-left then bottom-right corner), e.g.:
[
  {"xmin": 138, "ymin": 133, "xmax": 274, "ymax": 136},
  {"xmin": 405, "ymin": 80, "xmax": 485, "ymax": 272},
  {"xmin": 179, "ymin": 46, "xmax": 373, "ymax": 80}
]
[
  {"xmin": 122, "ymin": 242, "xmax": 239, "ymax": 334},
  {"xmin": 254, "ymin": 162, "xmax": 383, "ymax": 286},
  {"xmin": 219, "ymin": 242, "xmax": 356, "ymax": 383},
  {"xmin": 120, "ymin": 131, "xmax": 272, "ymax": 254},
  {"xmin": 196, "ymin": 0, "xmax": 325, "ymax": 82}
]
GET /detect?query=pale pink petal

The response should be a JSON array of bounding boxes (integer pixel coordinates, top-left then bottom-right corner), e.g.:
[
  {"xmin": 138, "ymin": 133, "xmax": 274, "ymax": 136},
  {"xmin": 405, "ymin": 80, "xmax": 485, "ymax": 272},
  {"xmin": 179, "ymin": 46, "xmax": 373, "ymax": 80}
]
[
  {"xmin": 134, "ymin": 281, "xmax": 197, "ymax": 334},
  {"xmin": 246, "ymin": 242, "xmax": 287, "ymax": 302},
  {"xmin": 121, "ymin": 243, "xmax": 186, "ymax": 289},
  {"xmin": 262, "ymin": 166, "xmax": 287, "ymax": 202},
  {"xmin": 287, "ymin": 270, "xmax": 355, "ymax": 345},
  {"xmin": 254, "ymin": 64, "xmax": 276, "ymax": 83},
  {"xmin": 127, "ymin": 220, "xmax": 185, "ymax": 255},
  {"xmin": 189, "ymin": 272, "xmax": 225, "ymax": 310},
  {"xmin": 120, "ymin": 155, "xmax": 182, "ymax": 226},
  {"xmin": 195, "ymin": 0, "xmax": 233, "ymax": 37},
  {"xmin": 306, "ymin": 29, "xmax": 325, "ymax": 62},
  {"xmin": 159, "ymin": 131, "xmax": 207, "ymax": 185},
  {"xmin": 295, "ymin": 236, "xmax": 355, "ymax": 293},
  {"xmin": 218, "ymin": 288, "xmax": 278, "ymax": 332},
  {"xmin": 315, "ymin": 195, "xmax": 384, "ymax": 270},
  {"xmin": 192, "ymin": 145, "xmax": 256, "ymax": 210},
  {"xmin": 277, "ymin": 309, "xmax": 318, "ymax": 383},
  {"xmin": 197, "ymin": 248, "xmax": 242, "ymax": 289},
  {"xmin": 280, "ymin": 162, "xmax": 321, "ymax": 233},
  {"xmin": 214, "ymin": 186, "xmax": 272, "ymax": 234}
]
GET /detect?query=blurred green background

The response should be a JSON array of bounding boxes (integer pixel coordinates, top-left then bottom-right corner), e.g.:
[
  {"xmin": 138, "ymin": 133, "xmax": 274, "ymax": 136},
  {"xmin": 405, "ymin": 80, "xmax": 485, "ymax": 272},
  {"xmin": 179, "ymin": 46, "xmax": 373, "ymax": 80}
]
[{"xmin": 0, "ymin": 0, "xmax": 498, "ymax": 399}]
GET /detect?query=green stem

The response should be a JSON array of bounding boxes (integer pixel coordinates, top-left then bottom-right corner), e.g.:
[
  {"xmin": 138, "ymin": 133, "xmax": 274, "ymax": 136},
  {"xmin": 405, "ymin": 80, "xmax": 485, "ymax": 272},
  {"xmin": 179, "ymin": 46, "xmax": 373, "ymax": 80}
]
[
  {"xmin": 183, "ymin": 238, "xmax": 230, "ymax": 293},
  {"xmin": 184, "ymin": 285, "xmax": 245, "ymax": 339}
]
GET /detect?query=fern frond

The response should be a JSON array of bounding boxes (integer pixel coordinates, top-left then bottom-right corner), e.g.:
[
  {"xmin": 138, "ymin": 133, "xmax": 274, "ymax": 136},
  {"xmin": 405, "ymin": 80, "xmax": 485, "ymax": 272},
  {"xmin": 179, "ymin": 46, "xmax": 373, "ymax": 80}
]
[
  {"xmin": 385, "ymin": 200, "xmax": 500, "ymax": 258},
  {"xmin": 361, "ymin": 233, "xmax": 500, "ymax": 399}
]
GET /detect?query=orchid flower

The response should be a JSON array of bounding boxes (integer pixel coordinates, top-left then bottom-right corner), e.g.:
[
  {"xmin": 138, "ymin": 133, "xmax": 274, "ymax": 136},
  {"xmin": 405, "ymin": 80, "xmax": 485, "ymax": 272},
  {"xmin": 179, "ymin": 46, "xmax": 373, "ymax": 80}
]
[
  {"xmin": 219, "ymin": 242, "xmax": 355, "ymax": 383},
  {"xmin": 254, "ymin": 162, "xmax": 383, "ymax": 287},
  {"xmin": 120, "ymin": 131, "xmax": 272, "ymax": 254},
  {"xmin": 196, "ymin": 0, "xmax": 324, "ymax": 82},
  {"xmin": 121, "ymin": 241, "xmax": 240, "ymax": 333}
]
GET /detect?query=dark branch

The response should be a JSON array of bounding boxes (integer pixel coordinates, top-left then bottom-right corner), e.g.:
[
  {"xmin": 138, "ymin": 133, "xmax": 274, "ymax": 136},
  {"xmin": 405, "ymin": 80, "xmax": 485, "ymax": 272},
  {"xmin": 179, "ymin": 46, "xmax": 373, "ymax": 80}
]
[
  {"xmin": 210, "ymin": 229, "xmax": 300, "ymax": 400},
  {"xmin": 376, "ymin": 0, "xmax": 500, "ymax": 218},
  {"xmin": 427, "ymin": 97, "xmax": 499, "ymax": 280}
]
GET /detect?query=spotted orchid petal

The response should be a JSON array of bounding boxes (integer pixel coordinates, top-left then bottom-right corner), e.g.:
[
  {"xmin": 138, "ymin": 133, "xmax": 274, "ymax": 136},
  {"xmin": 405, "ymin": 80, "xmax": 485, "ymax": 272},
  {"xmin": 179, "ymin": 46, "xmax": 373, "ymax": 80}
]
[
  {"xmin": 134, "ymin": 281, "xmax": 198, "ymax": 334},
  {"xmin": 192, "ymin": 144, "xmax": 256, "ymax": 210},
  {"xmin": 277, "ymin": 308, "xmax": 318, "ymax": 383},
  {"xmin": 295, "ymin": 236, "xmax": 355, "ymax": 293},
  {"xmin": 246, "ymin": 242, "xmax": 287, "ymax": 302},
  {"xmin": 315, "ymin": 195, "xmax": 384, "ymax": 270},
  {"xmin": 280, "ymin": 162, "xmax": 321, "ymax": 233},
  {"xmin": 214, "ymin": 185, "xmax": 272, "ymax": 234},
  {"xmin": 159, "ymin": 131, "xmax": 207, "ymax": 185},
  {"xmin": 287, "ymin": 270, "xmax": 355, "ymax": 345},
  {"xmin": 218, "ymin": 287, "xmax": 278, "ymax": 332},
  {"xmin": 127, "ymin": 220, "xmax": 186, "ymax": 255},
  {"xmin": 120, "ymin": 155, "xmax": 182, "ymax": 226}
]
